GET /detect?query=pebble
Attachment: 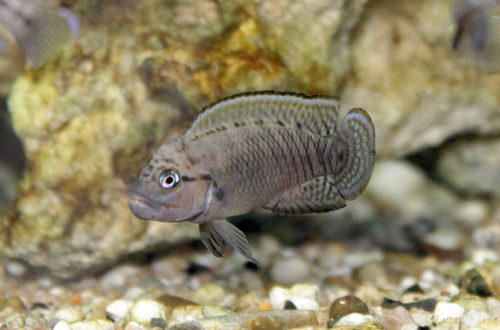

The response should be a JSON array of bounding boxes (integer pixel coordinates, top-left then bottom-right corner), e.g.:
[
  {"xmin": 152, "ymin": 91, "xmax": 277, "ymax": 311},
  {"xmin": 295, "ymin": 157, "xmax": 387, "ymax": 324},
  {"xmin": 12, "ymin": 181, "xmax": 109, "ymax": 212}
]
[
  {"xmin": 471, "ymin": 249, "xmax": 499, "ymax": 265},
  {"xmin": 376, "ymin": 306, "xmax": 418, "ymax": 330},
  {"xmin": 433, "ymin": 302, "xmax": 464, "ymax": 323},
  {"xmin": 130, "ymin": 299, "xmax": 168, "ymax": 325},
  {"xmin": 168, "ymin": 305, "xmax": 204, "ymax": 325},
  {"xmin": 460, "ymin": 268, "xmax": 493, "ymax": 297},
  {"xmin": 353, "ymin": 261, "xmax": 387, "ymax": 286},
  {"xmin": 269, "ymin": 284, "xmax": 320, "ymax": 310},
  {"xmin": 5, "ymin": 261, "xmax": 27, "ymax": 277},
  {"xmin": 53, "ymin": 320, "xmax": 71, "ymax": 330},
  {"xmin": 270, "ymin": 256, "xmax": 310, "ymax": 285},
  {"xmin": 462, "ymin": 309, "xmax": 490, "ymax": 328},
  {"xmin": 55, "ymin": 308, "xmax": 85, "ymax": 323},
  {"xmin": 70, "ymin": 319, "xmax": 115, "ymax": 330},
  {"xmin": 328, "ymin": 295, "xmax": 369, "ymax": 325},
  {"xmin": 201, "ymin": 306, "xmax": 230, "ymax": 318},
  {"xmin": 101, "ymin": 264, "xmax": 141, "ymax": 288},
  {"xmin": 4, "ymin": 296, "xmax": 26, "ymax": 312},
  {"xmin": 191, "ymin": 284, "xmax": 226, "ymax": 305},
  {"xmin": 106, "ymin": 299, "xmax": 134, "ymax": 321},
  {"xmin": 335, "ymin": 313, "xmax": 374, "ymax": 326}
]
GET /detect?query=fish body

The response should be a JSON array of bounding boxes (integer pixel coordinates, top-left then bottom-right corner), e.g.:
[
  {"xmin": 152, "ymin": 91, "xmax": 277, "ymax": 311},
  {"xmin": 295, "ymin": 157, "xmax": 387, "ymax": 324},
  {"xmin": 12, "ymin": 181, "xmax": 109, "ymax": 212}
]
[
  {"xmin": 0, "ymin": 0, "xmax": 79, "ymax": 68},
  {"xmin": 453, "ymin": 0, "xmax": 500, "ymax": 70},
  {"xmin": 129, "ymin": 92, "xmax": 375, "ymax": 263}
]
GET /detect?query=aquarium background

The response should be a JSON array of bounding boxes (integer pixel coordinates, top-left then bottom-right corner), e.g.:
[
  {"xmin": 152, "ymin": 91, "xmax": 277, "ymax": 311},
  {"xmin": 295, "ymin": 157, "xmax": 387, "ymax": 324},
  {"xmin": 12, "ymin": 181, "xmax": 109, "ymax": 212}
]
[{"xmin": 0, "ymin": 0, "xmax": 499, "ymax": 328}]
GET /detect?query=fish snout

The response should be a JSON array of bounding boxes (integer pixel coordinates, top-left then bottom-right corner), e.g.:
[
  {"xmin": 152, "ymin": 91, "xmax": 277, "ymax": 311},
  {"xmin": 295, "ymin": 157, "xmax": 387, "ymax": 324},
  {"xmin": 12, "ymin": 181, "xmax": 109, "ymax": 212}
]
[{"xmin": 128, "ymin": 190, "xmax": 158, "ymax": 220}]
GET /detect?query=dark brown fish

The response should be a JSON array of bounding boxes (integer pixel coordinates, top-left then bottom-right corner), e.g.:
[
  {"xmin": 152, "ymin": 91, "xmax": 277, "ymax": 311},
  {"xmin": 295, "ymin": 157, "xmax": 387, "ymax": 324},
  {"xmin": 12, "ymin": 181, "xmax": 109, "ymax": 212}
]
[{"xmin": 129, "ymin": 92, "xmax": 376, "ymax": 263}]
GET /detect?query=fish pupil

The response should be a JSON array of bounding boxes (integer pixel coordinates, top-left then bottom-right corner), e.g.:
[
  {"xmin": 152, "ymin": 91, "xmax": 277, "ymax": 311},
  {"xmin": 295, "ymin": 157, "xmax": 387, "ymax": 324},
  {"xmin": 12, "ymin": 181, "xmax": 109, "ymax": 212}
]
[{"xmin": 159, "ymin": 170, "xmax": 179, "ymax": 189}]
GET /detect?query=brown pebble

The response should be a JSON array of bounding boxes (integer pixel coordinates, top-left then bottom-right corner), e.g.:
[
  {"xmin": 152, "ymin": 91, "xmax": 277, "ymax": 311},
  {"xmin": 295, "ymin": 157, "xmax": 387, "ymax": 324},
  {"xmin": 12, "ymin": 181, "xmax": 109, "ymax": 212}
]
[
  {"xmin": 157, "ymin": 294, "xmax": 198, "ymax": 312},
  {"xmin": 69, "ymin": 293, "xmax": 82, "ymax": 305},
  {"xmin": 258, "ymin": 301, "xmax": 273, "ymax": 311},
  {"xmin": 4, "ymin": 296, "xmax": 27, "ymax": 312},
  {"xmin": 328, "ymin": 295, "xmax": 369, "ymax": 325}
]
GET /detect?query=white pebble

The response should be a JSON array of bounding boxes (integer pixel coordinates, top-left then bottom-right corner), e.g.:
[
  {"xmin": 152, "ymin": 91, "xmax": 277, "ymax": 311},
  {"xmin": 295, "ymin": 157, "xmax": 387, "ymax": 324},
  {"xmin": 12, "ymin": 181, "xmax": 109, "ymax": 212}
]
[
  {"xmin": 471, "ymin": 249, "xmax": 499, "ymax": 265},
  {"xmin": 130, "ymin": 299, "xmax": 168, "ymax": 324},
  {"xmin": 269, "ymin": 287, "xmax": 289, "ymax": 310},
  {"xmin": 55, "ymin": 308, "xmax": 85, "ymax": 323},
  {"xmin": 53, "ymin": 320, "xmax": 71, "ymax": 330},
  {"xmin": 106, "ymin": 299, "xmax": 134, "ymax": 321},
  {"xmin": 270, "ymin": 256, "xmax": 310, "ymax": 285},
  {"xmin": 269, "ymin": 284, "xmax": 320, "ymax": 310},
  {"xmin": 336, "ymin": 313, "xmax": 374, "ymax": 326},
  {"xmin": 462, "ymin": 309, "xmax": 490, "ymax": 328},
  {"xmin": 289, "ymin": 297, "xmax": 319, "ymax": 310},
  {"xmin": 5, "ymin": 261, "xmax": 26, "ymax": 277},
  {"xmin": 433, "ymin": 302, "xmax": 464, "ymax": 324},
  {"xmin": 70, "ymin": 319, "xmax": 114, "ymax": 330}
]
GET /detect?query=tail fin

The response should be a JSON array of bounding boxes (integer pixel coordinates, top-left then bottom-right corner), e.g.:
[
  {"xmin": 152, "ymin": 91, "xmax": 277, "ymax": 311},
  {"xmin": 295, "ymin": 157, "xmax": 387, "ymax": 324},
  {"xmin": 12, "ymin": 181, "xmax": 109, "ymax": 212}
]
[
  {"xmin": 334, "ymin": 108, "xmax": 375, "ymax": 200},
  {"xmin": 0, "ymin": 3, "xmax": 80, "ymax": 67}
]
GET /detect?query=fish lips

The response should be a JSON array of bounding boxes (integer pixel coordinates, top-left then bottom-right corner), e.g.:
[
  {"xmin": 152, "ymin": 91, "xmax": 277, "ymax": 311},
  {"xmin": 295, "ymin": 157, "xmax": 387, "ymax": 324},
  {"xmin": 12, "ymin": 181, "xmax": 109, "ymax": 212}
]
[
  {"xmin": 128, "ymin": 188, "xmax": 207, "ymax": 222},
  {"xmin": 128, "ymin": 190, "xmax": 162, "ymax": 220}
]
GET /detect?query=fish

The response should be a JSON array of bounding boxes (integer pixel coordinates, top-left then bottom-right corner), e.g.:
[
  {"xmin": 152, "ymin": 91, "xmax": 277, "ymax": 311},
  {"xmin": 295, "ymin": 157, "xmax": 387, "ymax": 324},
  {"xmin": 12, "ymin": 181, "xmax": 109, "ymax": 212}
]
[
  {"xmin": 129, "ymin": 92, "xmax": 376, "ymax": 264},
  {"xmin": 452, "ymin": 0, "xmax": 500, "ymax": 70},
  {"xmin": 0, "ymin": 0, "xmax": 80, "ymax": 68}
]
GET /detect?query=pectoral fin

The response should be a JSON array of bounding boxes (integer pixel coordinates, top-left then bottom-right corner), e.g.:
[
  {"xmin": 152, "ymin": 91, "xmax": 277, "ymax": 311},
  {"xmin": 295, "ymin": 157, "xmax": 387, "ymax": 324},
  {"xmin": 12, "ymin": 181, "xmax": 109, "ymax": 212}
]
[
  {"xmin": 265, "ymin": 175, "xmax": 346, "ymax": 214},
  {"xmin": 199, "ymin": 220, "xmax": 259, "ymax": 265}
]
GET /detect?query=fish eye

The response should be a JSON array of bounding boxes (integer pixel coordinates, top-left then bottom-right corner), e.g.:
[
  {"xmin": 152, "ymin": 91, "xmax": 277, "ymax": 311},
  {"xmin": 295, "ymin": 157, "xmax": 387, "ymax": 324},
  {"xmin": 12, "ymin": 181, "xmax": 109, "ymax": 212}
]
[{"xmin": 159, "ymin": 170, "xmax": 180, "ymax": 189}]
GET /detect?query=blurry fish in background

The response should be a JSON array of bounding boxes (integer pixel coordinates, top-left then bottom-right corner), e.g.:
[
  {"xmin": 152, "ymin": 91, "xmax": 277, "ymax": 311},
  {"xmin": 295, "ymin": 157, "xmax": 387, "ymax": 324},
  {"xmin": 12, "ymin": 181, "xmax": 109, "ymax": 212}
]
[
  {"xmin": 0, "ymin": 0, "xmax": 80, "ymax": 68},
  {"xmin": 129, "ymin": 92, "xmax": 375, "ymax": 264},
  {"xmin": 452, "ymin": 0, "xmax": 500, "ymax": 71},
  {"xmin": 0, "ymin": 1, "xmax": 79, "ymax": 213}
]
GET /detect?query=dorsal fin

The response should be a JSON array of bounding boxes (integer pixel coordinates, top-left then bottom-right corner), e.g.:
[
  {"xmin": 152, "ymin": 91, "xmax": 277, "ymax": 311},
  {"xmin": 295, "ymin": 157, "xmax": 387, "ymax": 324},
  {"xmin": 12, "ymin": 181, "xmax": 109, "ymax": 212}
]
[{"xmin": 185, "ymin": 92, "xmax": 340, "ymax": 140}]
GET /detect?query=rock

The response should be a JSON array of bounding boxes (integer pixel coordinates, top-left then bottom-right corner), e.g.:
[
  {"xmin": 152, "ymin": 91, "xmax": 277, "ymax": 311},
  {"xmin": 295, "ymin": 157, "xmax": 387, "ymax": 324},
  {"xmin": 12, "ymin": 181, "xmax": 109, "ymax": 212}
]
[
  {"xmin": 366, "ymin": 160, "xmax": 459, "ymax": 220},
  {"xmin": 150, "ymin": 317, "xmax": 167, "ymax": 329},
  {"xmin": 270, "ymin": 256, "xmax": 311, "ymax": 285},
  {"xmin": 436, "ymin": 139, "xmax": 500, "ymax": 198},
  {"xmin": 70, "ymin": 319, "xmax": 115, "ymax": 330},
  {"xmin": 55, "ymin": 308, "xmax": 85, "ymax": 323},
  {"xmin": 269, "ymin": 284, "xmax": 320, "ymax": 311},
  {"xmin": 53, "ymin": 320, "xmax": 71, "ymax": 330},
  {"xmin": 255, "ymin": 0, "xmax": 369, "ymax": 91},
  {"xmin": 105, "ymin": 299, "xmax": 134, "ymax": 321},
  {"xmin": 4, "ymin": 261, "xmax": 26, "ymax": 277},
  {"xmin": 4, "ymin": 296, "xmax": 26, "ymax": 312},
  {"xmin": 201, "ymin": 306, "xmax": 231, "ymax": 318},
  {"xmin": 353, "ymin": 262, "xmax": 387, "ymax": 286},
  {"xmin": 462, "ymin": 309, "xmax": 490, "ymax": 328},
  {"xmin": 335, "ymin": 313, "xmax": 374, "ymax": 326},
  {"xmin": 459, "ymin": 268, "xmax": 493, "ymax": 297},
  {"xmin": 167, "ymin": 305, "xmax": 204, "ymax": 326},
  {"xmin": 376, "ymin": 306, "xmax": 418, "ymax": 330},
  {"xmin": 130, "ymin": 299, "xmax": 168, "ymax": 325},
  {"xmin": 328, "ymin": 295, "xmax": 369, "ymax": 325},
  {"xmin": 190, "ymin": 284, "xmax": 226, "ymax": 306},
  {"xmin": 433, "ymin": 301, "xmax": 464, "ymax": 323},
  {"xmin": 156, "ymin": 295, "xmax": 198, "ymax": 311}
]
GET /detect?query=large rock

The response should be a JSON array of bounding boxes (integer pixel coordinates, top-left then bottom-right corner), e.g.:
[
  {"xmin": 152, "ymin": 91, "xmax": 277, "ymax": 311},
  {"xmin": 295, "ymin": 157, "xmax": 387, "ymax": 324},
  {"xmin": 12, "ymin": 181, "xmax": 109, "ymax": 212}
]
[{"xmin": 1, "ymin": 0, "xmax": 498, "ymax": 277}]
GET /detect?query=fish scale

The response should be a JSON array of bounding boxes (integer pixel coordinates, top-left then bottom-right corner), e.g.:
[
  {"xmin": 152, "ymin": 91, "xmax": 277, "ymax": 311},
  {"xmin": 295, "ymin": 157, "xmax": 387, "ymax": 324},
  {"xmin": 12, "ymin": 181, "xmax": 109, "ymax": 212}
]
[{"xmin": 129, "ymin": 91, "xmax": 375, "ymax": 263}]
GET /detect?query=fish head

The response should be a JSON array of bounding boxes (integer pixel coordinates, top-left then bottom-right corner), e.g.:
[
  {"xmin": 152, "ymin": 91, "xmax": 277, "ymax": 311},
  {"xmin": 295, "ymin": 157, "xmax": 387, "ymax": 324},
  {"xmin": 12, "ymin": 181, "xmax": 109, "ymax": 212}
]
[{"xmin": 128, "ymin": 138, "xmax": 213, "ymax": 222}]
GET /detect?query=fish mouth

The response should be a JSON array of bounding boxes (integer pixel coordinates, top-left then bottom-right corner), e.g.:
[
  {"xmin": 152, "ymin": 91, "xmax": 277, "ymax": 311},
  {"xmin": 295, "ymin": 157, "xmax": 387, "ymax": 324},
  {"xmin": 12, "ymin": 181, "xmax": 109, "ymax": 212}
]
[{"xmin": 128, "ymin": 191, "xmax": 160, "ymax": 220}]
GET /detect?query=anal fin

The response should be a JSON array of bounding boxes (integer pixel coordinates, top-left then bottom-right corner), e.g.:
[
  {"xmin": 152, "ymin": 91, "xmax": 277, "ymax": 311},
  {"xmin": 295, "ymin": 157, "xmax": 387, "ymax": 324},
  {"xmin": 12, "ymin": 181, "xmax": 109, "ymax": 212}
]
[
  {"xmin": 265, "ymin": 175, "xmax": 346, "ymax": 214},
  {"xmin": 199, "ymin": 220, "xmax": 260, "ymax": 265}
]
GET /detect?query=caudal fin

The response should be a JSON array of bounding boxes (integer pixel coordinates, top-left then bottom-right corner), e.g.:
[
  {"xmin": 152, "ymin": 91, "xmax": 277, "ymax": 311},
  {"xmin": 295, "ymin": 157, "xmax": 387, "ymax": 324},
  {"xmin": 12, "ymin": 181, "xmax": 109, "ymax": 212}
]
[{"xmin": 334, "ymin": 108, "xmax": 375, "ymax": 200}]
